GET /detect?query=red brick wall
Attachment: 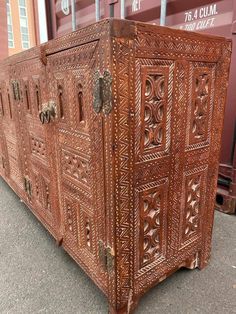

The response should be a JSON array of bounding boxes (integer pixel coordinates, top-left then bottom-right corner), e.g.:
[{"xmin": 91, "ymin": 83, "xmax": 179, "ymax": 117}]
[{"xmin": 0, "ymin": 1, "xmax": 8, "ymax": 61}]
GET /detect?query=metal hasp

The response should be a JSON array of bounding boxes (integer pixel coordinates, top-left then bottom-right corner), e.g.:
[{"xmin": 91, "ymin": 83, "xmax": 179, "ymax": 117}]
[
  {"xmin": 98, "ymin": 240, "xmax": 114, "ymax": 272},
  {"xmin": 39, "ymin": 101, "xmax": 57, "ymax": 124},
  {"xmin": 93, "ymin": 69, "xmax": 113, "ymax": 115},
  {"xmin": 24, "ymin": 177, "xmax": 32, "ymax": 197},
  {"xmin": 12, "ymin": 80, "xmax": 20, "ymax": 101}
]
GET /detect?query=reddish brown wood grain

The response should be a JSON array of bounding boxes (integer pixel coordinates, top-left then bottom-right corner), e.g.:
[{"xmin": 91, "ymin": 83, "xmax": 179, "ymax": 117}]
[{"xmin": 0, "ymin": 19, "xmax": 232, "ymax": 313}]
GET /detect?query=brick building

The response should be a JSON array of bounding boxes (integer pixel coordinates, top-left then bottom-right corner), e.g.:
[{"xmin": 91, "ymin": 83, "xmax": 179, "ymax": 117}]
[
  {"xmin": 2, "ymin": 0, "xmax": 40, "ymax": 57},
  {"xmin": 0, "ymin": 1, "xmax": 8, "ymax": 60}
]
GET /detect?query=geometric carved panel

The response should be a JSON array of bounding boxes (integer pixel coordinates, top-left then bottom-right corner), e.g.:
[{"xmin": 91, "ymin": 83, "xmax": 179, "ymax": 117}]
[
  {"xmin": 31, "ymin": 171, "xmax": 52, "ymax": 215},
  {"xmin": 79, "ymin": 209, "xmax": 94, "ymax": 253},
  {"xmin": 187, "ymin": 64, "xmax": 215, "ymax": 148},
  {"xmin": 140, "ymin": 67, "xmax": 169, "ymax": 155},
  {"xmin": 139, "ymin": 181, "xmax": 167, "ymax": 268},
  {"xmin": 61, "ymin": 148, "xmax": 89, "ymax": 187},
  {"xmin": 31, "ymin": 136, "xmax": 46, "ymax": 159},
  {"xmin": 5, "ymin": 133, "xmax": 22, "ymax": 187},
  {"xmin": 181, "ymin": 170, "xmax": 204, "ymax": 245},
  {"xmin": 63, "ymin": 196, "xmax": 78, "ymax": 244},
  {"xmin": 190, "ymin": 73, "xmax": 210, "ymax": 143},
  {"xmin": 42, "ymin": 177, "xmax": 51, "ymax": 212}
]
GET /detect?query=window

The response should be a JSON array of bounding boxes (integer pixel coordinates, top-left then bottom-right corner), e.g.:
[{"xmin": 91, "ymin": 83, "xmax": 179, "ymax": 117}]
[
  {"xmin": 22, "ymin": 34, "xmax": 29, "ymax": 41},
  {"xmin": 8, "ymin": 41, "xmax": 14, "ymax": 48},
  {"xmin": 20, "ymin": 17, "xmax": 27, "ymax": 27},
  {"xmin": 22, "ymin": 42, "xmax": 29, "ymax": 49},
  {"xmin": 20, "ymin": 7, "xmax": 26, "ymax": 16},
  {"xmin": 18, "ymin": 0, "xmax": 30, "ymax": 50},
  {"xmin": 20, "ymin": 26, "xmax": 28, "ymax": 34},
  {"xmin": 6, "ymin": 0, "xmax": 14, "ymax": 48},
  {"xmin": 19, "ymin": 0, "xmax": 26, "ymax": 6}
]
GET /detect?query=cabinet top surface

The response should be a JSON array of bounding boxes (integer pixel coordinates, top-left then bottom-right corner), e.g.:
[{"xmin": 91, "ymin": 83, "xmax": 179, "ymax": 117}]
[{"xmin": 0, "ymin": 18, "xmax": 231, "ymax": 67}]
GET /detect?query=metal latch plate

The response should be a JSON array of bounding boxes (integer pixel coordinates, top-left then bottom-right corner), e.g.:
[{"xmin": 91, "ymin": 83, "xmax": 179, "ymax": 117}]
[
  {"xmin": 93, "ymin": 70, "xmax": 112, "ymax": 115},
  {"xmin": 98, "ymin": 240, "xmax": 115, "ymax": 272}
]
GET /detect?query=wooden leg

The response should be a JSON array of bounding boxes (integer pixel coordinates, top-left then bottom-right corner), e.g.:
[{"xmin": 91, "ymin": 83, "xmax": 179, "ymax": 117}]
[
  {"xmin": 198, "ymin": 250, "xmax": 211, "ymax": 270},
  {"xmin": 184, "ymin": 252, "xmax": 200, "ymax": 270},
  {"xmin": 56, "ymin": 236, "xmax": 63, "ymax": 247},
  {"xmin": 108, "ymin": 297, "xmax": 140, "ymax": 314},
  {"xmin": 184, "ymin": 250, "xmax": 211, "ymax": 271},
  {"xmin": 108, "ymin": 304, "xmax": 127, "ymax": 314}
]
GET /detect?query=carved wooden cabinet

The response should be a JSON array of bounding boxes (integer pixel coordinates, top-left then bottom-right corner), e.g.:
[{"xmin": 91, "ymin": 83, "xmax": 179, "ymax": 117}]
[{"xmin": 0, "ymin": 19, "xmax": 231, "ymax": 313}]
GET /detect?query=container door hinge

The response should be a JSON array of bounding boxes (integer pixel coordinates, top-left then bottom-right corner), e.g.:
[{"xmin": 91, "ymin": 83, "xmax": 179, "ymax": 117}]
[
  {"xmin": 12, "ymin": 80, "xmax": 21, "ymax": 101},
  {"xmin": 98, "ymin": 240, "xmax": 115, "ymax": 272},
  {"xmin": 93, "ymin": 70, "xmax": 112, "ymax": 115},
  {"xmin": 24, "ymin": 177, "xmax": 32, "ymax": 197}
]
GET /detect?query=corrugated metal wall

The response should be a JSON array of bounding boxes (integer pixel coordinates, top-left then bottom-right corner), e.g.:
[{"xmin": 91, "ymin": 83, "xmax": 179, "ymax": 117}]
[
  {"xmin": 46, "ymin": 0, "xmax": 236, "ymax": 167},
  {"xmin": 47, "ymin": 0, "xmax": 107, "ymax": 37}
]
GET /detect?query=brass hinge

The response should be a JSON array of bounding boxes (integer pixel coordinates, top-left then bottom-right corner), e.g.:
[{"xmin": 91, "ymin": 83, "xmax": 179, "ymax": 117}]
[
  {"xmin": 12, "ymin": 80, "xmax": 20, "ymax": 101},
  {"xmin": 24, "ymin": 177, "xmax": 32, "ymax": 197},
  {"xmin": 98, "ymin": 240, "xmax": 115, "ymax": 272},
  {"xmin": 93, "ymin": 70, "xmax": 112, "ymax": 115}
]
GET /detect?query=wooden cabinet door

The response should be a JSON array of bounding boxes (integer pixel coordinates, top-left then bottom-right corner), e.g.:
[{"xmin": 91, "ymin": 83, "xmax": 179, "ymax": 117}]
[
  {"xmin": 0, "ymin": 72, "xmax": 24, "ymax": 191},
  {"xmin": 131, "ymin": 40, "xmax": 221, "ymax": 297},
  {"xmin": 11, "ymin": 56, "xmax": 61, "ymax": 238},
  {"xmin": 46, "ymin": 41, "xmax": 108, "ymax": 293}
]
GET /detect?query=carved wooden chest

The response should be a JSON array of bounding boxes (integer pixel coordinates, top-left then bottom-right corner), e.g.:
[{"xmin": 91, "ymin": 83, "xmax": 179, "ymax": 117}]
[{"xmin": 0, "ymin": 19, "xmax": 231, "ymax": 313}]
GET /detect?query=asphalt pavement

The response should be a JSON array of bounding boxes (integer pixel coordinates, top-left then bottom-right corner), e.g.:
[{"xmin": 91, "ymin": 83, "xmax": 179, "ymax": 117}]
[{"xmin": 0, "ymin": 177, "xmax": 235, "ymax": 314}]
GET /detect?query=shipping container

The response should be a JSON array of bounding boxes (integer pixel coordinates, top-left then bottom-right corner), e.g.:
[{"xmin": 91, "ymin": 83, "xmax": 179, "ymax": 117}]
[{"xmin": 45, "ymin": 0, "xmax": 236, "ymax": 213}]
